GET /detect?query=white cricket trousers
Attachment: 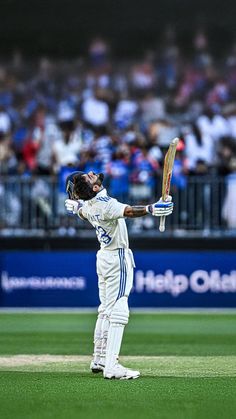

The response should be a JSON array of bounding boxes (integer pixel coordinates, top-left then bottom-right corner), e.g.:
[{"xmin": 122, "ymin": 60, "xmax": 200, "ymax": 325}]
[
  {"xmin": 92, "ymin": 248, "xmax": 135, "ymax": 367},
  {"xmin": 96, "ymin": 248, "xmax": 135, "ymax": 314}
]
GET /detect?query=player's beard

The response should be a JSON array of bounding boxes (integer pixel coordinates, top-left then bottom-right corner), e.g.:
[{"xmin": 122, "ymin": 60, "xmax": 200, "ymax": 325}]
[{"xmin": 95, "ymin": 173, "xmax": 104, "ymax": 186}]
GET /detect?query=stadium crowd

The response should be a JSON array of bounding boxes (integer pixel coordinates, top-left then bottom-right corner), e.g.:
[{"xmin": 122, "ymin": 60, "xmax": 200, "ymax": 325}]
[{"xmin": 1, "ymin": 28, "xmax": 236, "ymax": 231}]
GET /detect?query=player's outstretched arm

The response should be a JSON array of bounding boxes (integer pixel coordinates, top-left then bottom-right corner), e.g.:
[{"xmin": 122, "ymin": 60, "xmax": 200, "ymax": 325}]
[{"xmin": 124, "ymin": 196, "xmax": 173, "ymax": 218}]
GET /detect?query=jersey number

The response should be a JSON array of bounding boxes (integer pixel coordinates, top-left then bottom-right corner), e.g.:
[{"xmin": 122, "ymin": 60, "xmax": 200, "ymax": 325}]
[{"xmin": 95, "ymin": 226, "xmax": 112, "ymax": 244}]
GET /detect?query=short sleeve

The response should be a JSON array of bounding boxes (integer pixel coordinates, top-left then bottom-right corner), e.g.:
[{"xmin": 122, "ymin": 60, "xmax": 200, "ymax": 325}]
[{"xmin": 103, "ymin": 198, "xmax": 127, "ymax": 220}]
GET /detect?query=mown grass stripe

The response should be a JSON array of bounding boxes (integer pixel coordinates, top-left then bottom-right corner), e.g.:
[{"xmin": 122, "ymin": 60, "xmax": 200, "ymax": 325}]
[{"xmin": 0, "ymin": 355, "xmax": 235, "ymax": 377}]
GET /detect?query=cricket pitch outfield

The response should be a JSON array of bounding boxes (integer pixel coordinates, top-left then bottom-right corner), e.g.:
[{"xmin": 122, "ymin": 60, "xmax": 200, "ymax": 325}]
[{"xmin": 0, "ymin": 311, "xmax": 235, "ymax": 419}]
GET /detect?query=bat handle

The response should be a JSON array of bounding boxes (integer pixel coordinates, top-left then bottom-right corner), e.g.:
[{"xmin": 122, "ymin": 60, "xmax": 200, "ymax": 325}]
[{"xmin": 159, "ymin": 215, "xmax": 166, "ymax": 232}]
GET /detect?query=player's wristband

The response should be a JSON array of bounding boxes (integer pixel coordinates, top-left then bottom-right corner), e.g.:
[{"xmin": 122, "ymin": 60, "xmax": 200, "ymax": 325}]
[{"xmin": 146, "ymin": 205, "xmax": 153, "ymax": 214}]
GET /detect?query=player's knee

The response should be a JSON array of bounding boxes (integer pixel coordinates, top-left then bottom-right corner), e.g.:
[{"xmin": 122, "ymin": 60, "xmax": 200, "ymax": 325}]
[{"xmin": 110, "ymin": 296, "xmax": 129, "ymax": 325}]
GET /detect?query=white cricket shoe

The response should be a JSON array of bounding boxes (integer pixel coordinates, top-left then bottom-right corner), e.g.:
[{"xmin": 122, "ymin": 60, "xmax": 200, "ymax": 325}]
[
  {"xmin": 90, "ymin": 360, "xmax": 105, "ymax": 374},
  {"xmin": 104, "ymin": 363, "xmax": 140, "ymax": 380}
]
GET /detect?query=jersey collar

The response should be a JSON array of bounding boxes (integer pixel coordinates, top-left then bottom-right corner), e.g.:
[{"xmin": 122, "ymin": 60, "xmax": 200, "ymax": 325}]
[{"xmin": 87, "ymin": 187, "xmax": 107, "ymax": 205}]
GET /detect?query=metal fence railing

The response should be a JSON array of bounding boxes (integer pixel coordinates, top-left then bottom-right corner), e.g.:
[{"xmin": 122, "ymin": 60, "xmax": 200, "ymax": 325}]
[{"xmin": 0, "ymin": 175, "xmax": 234, "ymax": 237}]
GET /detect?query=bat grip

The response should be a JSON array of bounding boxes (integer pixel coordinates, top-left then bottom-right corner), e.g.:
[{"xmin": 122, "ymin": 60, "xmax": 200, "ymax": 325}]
[{"xmin": 159, "ymin": 215, "xmax": 166, "ymax": 232}]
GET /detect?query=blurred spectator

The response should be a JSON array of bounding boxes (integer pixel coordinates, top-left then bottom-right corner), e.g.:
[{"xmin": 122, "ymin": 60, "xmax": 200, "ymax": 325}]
[
  {"xmin": 0, "ymin": 107, "xmax": 11, "ymax": 134},
  {"xmin": 52, "ymin": 105, "xmax": 82, "ymax": 172},
  {"xmin": 81, "ymin": 88, "xmax": 110, "ymax": 131},
  {"xmin": 156, "ymin": 118, "xmax": 179, "ymax": 147},
  {"xmin": 197, "ymin": 107, "xmax": 230, "ymax": 143},
  {"xmin": 88, "ymin": 37, "xmax": 110, "ymax": 69},
  {"xmin": 114, "ymin": 92, "xmax": 139, "ymax": 129},
  {"xmin": 80, "ymin": 149, "xmax": 102, "ymax": 174},
  {"xmin": 106, "ymin": 146, "xmax": 130, "ymax": 201},
  {"xmin": 130, "ymin": 58, "xmax": 156, "ymax": 92},
  {"xmin": 0, "ymin": 132, "xmax": 18, "ymax": 174},
  {"xmin": 223, "ymin": 103, "xmax": 236, "ymax": 140},
  {"xmin": 0, "ymin": 180, "xmax": 21, "ymax": 227},
  {"xmin": 140, "ymin": 91, "xmax": 166, "ymax": 125},
  {"xmin": 92, "ymin": 133, "xmax": 113, "ymax": 172},
  {"xmin": 193, "ymin": 28, "xmax": 212, "ymax": 69},
  {"xmin": 129, "ymin": 136, "xmax": 159, "ymax": 200},
  {"xmin": 31, "ymin": 177, "xmax": 52, "ymax": 225},
  {"xmin": 183, "ymin": 122, "xmax": 214, "ymax": 173},
  {"xmin": 157, "ymin": 26, "xmax": 180, "ymax": 91},
  {"xmin": 222, "ymin": 157, "xmax": 236, "ymax": 228},
  {"xmin": 217, "ymin": 137, "xmax": 236, "ymax": 176},
  {"xmin": 35, "ymin": 115, "xmax": 58, "ymax": 175}
]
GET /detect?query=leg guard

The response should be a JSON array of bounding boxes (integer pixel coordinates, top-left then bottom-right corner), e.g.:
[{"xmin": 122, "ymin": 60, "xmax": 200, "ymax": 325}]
[
  {"xmin": 110, "ymin": 296, "xmax": 129, "ymax": 325},
  {"xmin": 100, "ymin": 314, "xmax": 109, "ymax": 366},
  {"xmin": 105, "ymin": 296, "xmax": 129, "ymax": 373},
  {"xmin": 93, "ymin": 310, "xmax": 105, "ymax": 365},
  {"xmin": 93, "ymin": 305, "xmax": 110, "ymax": 366}
]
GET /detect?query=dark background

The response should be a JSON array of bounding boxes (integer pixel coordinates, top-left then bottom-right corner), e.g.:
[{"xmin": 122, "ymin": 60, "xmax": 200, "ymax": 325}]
[{"xmin": 1, "ymin": 0, "xmax": 236, "ymax": 57}]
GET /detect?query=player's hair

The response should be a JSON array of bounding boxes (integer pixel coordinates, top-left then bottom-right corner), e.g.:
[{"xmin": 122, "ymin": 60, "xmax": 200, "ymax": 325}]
[
  {"xmin": 73, "ymin": 173, "xmax": 98, "ymax": 201},
  {"xmin": 66, "ymin": 171, "xmax": 104, "ymax": 201}
]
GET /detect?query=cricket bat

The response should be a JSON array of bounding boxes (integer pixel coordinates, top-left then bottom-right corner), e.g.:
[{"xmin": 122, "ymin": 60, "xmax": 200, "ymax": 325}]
[{"xmin": 159, "ymin": 137, "xmax": 179, "ymax": 232}]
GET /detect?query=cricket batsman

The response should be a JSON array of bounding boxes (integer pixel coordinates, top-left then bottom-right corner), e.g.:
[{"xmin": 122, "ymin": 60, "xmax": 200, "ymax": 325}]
[{"xmin": 65, "ymin": 171, "xmax": 173, "ymax": 379}]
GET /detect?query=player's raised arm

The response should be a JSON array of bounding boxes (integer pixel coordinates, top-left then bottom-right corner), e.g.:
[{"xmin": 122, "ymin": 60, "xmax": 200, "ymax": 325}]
[
  {"xmin": 64, "ymin": 199, "xmax": 87, "ymax": 220},
  {"xmin": 124, "ymin": 195, "xmax": 173, "ymax": 218}
]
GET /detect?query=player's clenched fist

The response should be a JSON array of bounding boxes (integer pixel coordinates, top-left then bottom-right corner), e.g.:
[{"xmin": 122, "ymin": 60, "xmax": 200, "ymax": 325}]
[
  {"xmin": 65, "ymin": 199, "xmax": 82, "ymax": 215},
  {"xmin": 146, "ymin": 195, "xmax": 174, "ymax": 217}
]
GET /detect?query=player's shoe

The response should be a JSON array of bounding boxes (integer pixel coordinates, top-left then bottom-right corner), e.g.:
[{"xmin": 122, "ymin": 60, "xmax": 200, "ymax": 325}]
[
  {"xmin": 90, "ymin": 360, "xmax": 105, "ymax": 373},
  {"xmin": 103, "ymin": 363, "xmax": 140, "ymax": 380}
]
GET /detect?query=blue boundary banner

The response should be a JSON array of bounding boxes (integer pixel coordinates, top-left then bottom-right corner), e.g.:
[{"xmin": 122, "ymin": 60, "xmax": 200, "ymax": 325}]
[{"xmin": 0, "ymin": 251, "xmax": 236, "ymax": 307}]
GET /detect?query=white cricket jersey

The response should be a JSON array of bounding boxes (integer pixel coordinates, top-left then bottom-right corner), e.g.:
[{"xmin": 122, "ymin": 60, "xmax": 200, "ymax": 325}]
[{"xmin": 81, "ymin": 188, "xmax": 129, "ymax": 250}]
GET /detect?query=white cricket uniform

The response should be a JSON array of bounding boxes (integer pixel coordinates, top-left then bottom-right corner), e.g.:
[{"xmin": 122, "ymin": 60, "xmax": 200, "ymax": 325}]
[{"xmin": 81, "ymin": 188, "xmax": 135, "ymax": 315}]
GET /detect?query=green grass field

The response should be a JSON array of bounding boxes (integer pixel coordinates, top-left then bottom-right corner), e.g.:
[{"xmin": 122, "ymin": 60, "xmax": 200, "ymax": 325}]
[{"xmin": 0, "ymin": 312, "xmax": 236, "ymax": 419}]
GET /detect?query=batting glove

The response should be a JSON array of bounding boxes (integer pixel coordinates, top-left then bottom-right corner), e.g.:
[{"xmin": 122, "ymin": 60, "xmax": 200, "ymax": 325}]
[
  {"xmin": 65, "ymin": 199, "xmax": 82, "ymax": 215},
  {"xmin": 146, "ymin": 195, "xmax": 174, "ymax": 217}
]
